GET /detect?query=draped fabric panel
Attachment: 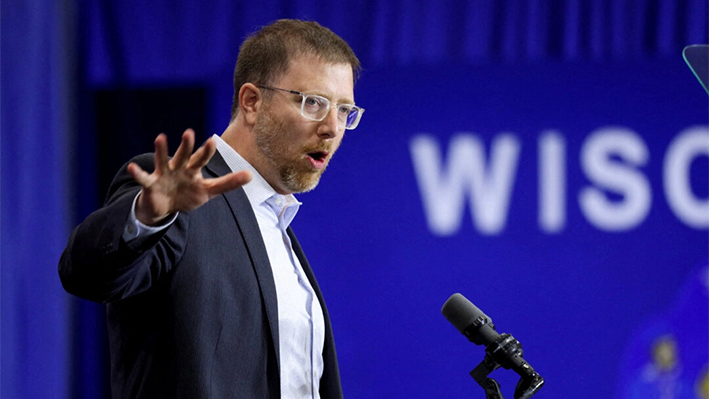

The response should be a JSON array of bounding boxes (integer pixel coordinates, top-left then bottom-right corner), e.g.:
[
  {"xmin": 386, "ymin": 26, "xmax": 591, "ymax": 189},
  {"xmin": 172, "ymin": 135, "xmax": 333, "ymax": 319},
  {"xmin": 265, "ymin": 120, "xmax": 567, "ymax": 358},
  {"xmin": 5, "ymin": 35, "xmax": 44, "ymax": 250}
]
[
  {"xmin": 83, "ymin": 0, "xmax": 708, "ymax": 76},
  {"xmin": 0, "ymin": 0, "xmax": 76, "ymax": 398},
  {"xmin": 82, "ymin": 0, "xmax": 708, "ymax": 133},
  {"xmin": 1, "ymin": 0, "xmax": 706, "ymax": 398}
]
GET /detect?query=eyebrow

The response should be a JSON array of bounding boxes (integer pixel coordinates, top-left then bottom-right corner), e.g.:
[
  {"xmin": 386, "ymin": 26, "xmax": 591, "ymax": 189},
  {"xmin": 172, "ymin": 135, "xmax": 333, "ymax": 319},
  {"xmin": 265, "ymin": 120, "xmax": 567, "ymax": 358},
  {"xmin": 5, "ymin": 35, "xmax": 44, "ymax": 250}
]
[{"xmin": 301, "ymin": 89, "xmax": 355, "ymax": 105}]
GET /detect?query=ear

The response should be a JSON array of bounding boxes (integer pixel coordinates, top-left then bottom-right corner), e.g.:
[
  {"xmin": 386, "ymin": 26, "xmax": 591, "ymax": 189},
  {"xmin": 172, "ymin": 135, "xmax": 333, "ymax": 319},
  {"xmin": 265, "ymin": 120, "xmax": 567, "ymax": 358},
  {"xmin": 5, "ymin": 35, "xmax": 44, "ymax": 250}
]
[{"xmin": 238, "ymin": 83, "xmax": 262, "ymax": 126}]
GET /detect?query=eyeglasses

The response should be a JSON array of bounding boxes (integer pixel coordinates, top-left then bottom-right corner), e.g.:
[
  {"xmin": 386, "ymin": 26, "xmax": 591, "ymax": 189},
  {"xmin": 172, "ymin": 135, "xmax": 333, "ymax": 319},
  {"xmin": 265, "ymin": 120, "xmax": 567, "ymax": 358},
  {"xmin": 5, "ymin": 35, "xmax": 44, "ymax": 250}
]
[{"xmin": 258, "ymin": 86, "xmax": 365, "ymax": 130}]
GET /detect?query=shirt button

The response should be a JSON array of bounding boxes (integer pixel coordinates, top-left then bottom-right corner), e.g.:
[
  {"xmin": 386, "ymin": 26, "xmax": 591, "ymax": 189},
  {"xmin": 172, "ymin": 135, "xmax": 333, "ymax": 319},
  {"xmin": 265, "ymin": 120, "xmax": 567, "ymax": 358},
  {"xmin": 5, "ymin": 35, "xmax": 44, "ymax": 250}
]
[{"xmin": 276, "ymin": 197, "xmax": 283, "ymax": 206}]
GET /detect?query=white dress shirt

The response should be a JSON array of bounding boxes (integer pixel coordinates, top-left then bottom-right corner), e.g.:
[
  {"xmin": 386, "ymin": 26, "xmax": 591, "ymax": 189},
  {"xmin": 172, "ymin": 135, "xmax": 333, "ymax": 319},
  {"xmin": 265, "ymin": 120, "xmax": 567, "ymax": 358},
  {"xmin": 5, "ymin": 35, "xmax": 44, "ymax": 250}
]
[{"xmin": 123, "ymin": 135, "xmax": 326, "ymax": 398}]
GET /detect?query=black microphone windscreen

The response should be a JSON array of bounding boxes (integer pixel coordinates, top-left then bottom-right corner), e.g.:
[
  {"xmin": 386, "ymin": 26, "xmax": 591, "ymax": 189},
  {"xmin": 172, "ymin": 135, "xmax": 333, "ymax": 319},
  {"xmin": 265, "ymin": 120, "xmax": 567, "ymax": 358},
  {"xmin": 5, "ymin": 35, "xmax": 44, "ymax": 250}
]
[{"xmin": 441, "ymin": 293, "xmax": 487, "ymax": 333}]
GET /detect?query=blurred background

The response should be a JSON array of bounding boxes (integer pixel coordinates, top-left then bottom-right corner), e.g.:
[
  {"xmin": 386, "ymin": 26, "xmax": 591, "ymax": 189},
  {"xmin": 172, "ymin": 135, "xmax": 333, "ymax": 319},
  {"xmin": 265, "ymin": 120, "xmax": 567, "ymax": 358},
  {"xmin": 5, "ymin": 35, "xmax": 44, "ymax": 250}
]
[{"xmin": 2, "ymin": 1, "xmax": 708, "ymax": 398}]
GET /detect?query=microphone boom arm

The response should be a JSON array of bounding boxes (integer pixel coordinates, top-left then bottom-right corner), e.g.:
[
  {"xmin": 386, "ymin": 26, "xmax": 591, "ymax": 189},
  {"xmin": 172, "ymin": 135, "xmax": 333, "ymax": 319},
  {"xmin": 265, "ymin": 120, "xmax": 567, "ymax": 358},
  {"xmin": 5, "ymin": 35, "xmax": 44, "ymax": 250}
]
[{"xmin": 469, "ymin": 333, "xmax": 544, "ymax": 399}]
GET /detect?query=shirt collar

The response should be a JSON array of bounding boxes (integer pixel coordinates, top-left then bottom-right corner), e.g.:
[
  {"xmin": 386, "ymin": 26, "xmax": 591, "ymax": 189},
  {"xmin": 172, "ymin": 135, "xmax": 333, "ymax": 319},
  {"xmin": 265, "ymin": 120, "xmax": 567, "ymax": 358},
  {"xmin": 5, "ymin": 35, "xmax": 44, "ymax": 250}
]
[{"xmin": 212, "ymin": 134, "xmax": 302, "ymax": 225}]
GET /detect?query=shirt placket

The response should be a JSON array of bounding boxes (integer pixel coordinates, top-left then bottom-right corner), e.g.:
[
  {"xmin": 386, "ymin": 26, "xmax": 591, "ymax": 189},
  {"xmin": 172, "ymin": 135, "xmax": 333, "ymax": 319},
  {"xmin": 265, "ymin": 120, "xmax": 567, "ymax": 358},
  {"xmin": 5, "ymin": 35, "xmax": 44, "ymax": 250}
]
[{"xmin": 269, "ymin": 195, "xmax": 317, "ymax": 398}]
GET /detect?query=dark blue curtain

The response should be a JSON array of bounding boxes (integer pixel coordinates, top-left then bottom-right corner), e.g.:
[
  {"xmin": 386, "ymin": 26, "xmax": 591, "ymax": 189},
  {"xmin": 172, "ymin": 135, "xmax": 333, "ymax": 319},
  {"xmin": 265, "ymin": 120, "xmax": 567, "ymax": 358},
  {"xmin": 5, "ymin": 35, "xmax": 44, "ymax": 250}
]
[
  {"xmin": 80, "ymin": 0, "xmax": 708, "ymax": 132},
  {"xmin": 2, "ymin": 1, "xmax": 706, "ymax": 398},
  {"xmin": 1, "ymin": 0, "xmax": 76, "ymax": 398}
]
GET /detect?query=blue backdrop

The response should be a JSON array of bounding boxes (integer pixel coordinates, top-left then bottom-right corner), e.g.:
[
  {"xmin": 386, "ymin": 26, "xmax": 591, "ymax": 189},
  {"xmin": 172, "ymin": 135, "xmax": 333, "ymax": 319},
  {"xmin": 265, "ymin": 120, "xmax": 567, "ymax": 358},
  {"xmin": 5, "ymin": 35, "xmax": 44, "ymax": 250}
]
[{"xmin": 2, "ymin": 1, "xmax": 707, "ymax": 398}]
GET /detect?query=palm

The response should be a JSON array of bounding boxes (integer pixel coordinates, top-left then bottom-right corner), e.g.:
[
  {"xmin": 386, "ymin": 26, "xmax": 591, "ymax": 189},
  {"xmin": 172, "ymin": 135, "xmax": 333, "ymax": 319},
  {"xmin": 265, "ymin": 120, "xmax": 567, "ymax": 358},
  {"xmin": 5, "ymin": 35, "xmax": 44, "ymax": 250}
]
[{"xmin": 128, "ymin": 129, "xmax": 252, "ymax": 225}]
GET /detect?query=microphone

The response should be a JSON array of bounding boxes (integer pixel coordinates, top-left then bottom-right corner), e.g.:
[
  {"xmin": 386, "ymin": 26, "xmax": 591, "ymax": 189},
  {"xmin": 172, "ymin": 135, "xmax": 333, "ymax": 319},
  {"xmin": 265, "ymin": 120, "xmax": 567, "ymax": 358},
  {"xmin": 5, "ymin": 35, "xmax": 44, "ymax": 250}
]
[{"xmin": 442, "ymin": 293, "xmax": 544, "ymax": 399}]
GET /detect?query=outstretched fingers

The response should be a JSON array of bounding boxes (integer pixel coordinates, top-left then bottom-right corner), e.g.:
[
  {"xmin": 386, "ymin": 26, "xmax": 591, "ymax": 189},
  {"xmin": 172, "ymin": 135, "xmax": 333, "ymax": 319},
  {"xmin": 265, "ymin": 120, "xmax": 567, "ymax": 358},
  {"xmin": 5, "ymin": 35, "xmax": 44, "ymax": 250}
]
[
  {"xmin": 153, "ymin": 133, "xmax": 171, "ymax": 174},
  {"xmin": 170, "ymin": 129, "xmax": 196, "ymax": 170},
  {"xmin": 187, "ymin": 137, "xmax": 217, "ymax": 171},
  {"xmin": 205, "ymin": 170, "xmax": 253, "ymax": 198},
  {"xmin": 127, "ymin": 162, "xmax": 154, "ymax": 187}
]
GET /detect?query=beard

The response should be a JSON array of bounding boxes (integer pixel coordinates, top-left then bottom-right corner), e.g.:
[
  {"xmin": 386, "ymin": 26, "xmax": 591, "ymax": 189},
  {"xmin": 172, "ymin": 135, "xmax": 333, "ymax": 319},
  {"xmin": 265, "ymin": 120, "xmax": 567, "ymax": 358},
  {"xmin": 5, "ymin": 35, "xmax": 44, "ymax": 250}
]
[{"xmin": 253, "ymin": 107, "xmax": 331, "ymax": 193}]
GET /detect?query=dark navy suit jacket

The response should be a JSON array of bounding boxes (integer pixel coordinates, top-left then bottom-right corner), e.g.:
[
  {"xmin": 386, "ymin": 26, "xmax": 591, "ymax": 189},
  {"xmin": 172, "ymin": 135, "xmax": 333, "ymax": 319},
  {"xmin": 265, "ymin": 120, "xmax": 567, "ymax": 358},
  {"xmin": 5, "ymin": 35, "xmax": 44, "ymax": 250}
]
[{"xmin": 59, "ymin": 152, "xmax": 343, "ymax": 399}]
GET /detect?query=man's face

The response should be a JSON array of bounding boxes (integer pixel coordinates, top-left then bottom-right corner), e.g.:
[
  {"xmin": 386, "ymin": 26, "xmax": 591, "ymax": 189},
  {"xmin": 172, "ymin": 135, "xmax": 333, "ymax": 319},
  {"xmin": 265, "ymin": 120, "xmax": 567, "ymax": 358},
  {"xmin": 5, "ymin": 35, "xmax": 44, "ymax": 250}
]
[{"xmin": 253, "ymin": 56, "xmax": 354, "ymax": 194}]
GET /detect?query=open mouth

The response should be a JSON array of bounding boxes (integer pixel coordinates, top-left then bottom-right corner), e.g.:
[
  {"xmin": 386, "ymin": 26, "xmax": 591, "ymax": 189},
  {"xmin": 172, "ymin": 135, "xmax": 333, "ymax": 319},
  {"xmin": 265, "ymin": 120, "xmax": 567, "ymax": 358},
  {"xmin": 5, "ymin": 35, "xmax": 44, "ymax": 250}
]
[
  {"xmin": 308, "ymin": 151, "xmax": 327, "ymax": 162},
  {"xmin": 306, "ymin": 151, "xmax": 329, "ymax": 169}
]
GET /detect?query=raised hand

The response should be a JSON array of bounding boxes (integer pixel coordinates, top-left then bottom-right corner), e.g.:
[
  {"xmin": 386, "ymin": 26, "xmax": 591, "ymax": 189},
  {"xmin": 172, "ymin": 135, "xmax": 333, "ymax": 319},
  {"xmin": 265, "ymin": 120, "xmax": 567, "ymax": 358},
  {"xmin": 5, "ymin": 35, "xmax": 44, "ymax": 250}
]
[{"xmin": 127, "ymin": 129, "xmax": 252, "ymax": 226}]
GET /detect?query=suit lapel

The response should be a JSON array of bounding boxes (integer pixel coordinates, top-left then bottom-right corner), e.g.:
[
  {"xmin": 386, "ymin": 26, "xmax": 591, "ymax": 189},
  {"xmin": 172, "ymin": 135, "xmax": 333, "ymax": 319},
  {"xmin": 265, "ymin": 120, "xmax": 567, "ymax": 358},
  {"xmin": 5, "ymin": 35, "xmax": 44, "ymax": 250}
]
[{"xmin": 204, "ymin": 152, "xmax": 281, "ymax": 367}]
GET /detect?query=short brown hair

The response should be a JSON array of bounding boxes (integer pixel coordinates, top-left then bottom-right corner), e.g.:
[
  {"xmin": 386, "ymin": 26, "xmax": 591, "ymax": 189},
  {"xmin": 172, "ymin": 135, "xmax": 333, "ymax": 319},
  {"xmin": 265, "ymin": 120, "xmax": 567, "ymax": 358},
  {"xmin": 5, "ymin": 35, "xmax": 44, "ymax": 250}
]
[{"xmin": 230, "ymin": 19, "xmax": 361, "ymax": 120}]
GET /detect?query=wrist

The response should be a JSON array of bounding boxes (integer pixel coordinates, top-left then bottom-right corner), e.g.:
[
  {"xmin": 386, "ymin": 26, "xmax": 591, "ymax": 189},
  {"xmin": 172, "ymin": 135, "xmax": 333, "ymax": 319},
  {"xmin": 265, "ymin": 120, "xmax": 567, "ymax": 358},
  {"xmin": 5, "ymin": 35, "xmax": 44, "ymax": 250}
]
[{"xmin": 135, "ymin": 192, "xmax": 171, "ymax": 226}]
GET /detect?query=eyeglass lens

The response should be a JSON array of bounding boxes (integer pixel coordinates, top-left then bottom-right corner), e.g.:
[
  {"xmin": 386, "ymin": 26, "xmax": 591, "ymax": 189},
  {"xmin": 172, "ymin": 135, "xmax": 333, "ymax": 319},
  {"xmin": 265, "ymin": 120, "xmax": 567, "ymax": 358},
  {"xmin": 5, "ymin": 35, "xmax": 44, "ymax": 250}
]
[{"xmin": 302, "ymin": 94, "xmax": 362, "ymax": 129}]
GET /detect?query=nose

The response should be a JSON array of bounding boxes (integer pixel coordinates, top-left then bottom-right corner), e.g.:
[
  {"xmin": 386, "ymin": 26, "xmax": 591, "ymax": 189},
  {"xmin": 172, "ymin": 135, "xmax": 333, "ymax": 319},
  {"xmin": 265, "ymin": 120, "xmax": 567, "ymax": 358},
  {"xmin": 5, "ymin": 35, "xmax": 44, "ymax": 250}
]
[{"xmin": 317, "ymin": 107, "xmax": 342, "ymax": 139}]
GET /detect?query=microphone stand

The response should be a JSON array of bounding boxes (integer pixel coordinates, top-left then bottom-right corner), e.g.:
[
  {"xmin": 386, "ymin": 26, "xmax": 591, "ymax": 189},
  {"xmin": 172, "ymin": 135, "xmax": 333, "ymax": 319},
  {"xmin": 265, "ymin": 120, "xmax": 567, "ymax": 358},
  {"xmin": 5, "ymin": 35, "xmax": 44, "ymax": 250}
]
[
  {"xmin": 468, "ymin": 334, "xmax": 544, "ymax": 399},
  {"xmin": 470, "ymin": 353, "xmax": 504, "ymax": 399}
]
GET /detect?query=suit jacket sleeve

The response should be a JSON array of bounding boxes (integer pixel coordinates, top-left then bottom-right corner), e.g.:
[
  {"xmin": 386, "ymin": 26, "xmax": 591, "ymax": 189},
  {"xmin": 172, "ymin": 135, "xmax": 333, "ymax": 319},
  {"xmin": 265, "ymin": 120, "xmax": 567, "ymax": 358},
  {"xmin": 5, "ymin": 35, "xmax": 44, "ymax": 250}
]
[{"xmin": 58, "ymin": 153, "xmax": 188, "ymax": 303}]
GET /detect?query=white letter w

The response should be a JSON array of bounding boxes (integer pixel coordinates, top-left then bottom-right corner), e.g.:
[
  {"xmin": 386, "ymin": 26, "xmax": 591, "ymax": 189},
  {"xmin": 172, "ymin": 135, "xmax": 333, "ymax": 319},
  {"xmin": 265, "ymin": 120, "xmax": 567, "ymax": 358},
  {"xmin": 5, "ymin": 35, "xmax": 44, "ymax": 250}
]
[{"xmin": 410, "ymin": 133, "xmax": 521, "ymax": 236}]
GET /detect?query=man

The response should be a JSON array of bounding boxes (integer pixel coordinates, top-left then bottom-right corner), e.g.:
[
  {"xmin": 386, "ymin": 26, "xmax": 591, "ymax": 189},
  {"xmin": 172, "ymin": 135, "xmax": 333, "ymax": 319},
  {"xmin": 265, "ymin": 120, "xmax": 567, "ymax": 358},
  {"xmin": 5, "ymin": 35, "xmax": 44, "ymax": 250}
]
[{"xmin": 59, "ymin": 19, "xmax": 364, "ymax": 399}]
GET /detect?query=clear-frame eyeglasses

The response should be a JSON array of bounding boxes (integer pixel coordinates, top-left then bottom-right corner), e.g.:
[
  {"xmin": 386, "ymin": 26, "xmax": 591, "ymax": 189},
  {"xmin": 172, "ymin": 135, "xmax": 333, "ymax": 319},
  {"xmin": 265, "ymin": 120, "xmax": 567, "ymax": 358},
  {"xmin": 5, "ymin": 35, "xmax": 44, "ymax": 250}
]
[{"xmin": 258, "ymin": 86, "xmax": 365, "ymax": 130}]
